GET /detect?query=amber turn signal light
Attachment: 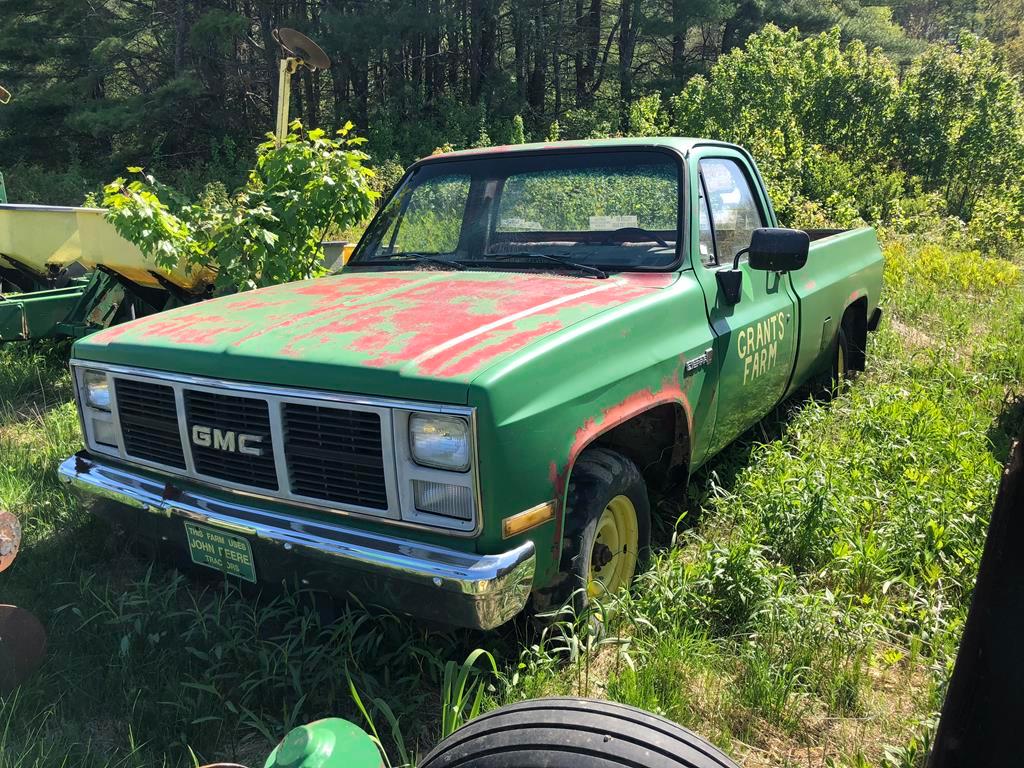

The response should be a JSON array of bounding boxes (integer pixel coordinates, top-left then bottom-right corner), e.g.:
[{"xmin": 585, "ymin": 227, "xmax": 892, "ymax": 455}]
[{"xmin": 502, "ymin": 501, "xmax": 556, "ymax": 539}]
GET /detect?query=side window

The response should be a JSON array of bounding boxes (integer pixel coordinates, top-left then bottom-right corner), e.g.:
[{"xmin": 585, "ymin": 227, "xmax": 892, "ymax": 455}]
[
  {"xmin": 699, "ymin": 158, "xmax": 765, "ymax": 264},
  {"xmin": 698, "ymin": 181, "xmax": 717, "ymax": 267}
]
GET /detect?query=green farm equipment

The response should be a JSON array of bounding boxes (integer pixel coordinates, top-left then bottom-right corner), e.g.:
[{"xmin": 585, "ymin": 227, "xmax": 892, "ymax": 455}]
[
  {"xmin": 0, "ymin": 204, "xmax": 210, "ymax": 343},
  {"xmin": 0, "ymin": 80, "xmax": 211, "ymax": 343}
]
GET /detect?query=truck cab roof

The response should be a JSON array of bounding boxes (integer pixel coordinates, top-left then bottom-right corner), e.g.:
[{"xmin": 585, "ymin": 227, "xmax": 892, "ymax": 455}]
[{"xmin": 419, "ymin": 137, "xmax": 743, "ymax": 163}]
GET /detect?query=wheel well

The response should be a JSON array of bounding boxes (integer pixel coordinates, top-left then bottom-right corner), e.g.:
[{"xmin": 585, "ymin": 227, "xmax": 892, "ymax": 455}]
[
  {"xmin": 589, "ymin": 402, "xmax": 689, "ymax": 492},
  {"xmin": 843, "ymin": 297, "xmax": 868, "ymax": 371}
]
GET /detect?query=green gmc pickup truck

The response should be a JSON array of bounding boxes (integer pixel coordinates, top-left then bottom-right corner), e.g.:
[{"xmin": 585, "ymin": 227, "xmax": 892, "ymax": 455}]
[{"xmin": 58, "ymin": 138, "xmax": 883, "ymax": 629}]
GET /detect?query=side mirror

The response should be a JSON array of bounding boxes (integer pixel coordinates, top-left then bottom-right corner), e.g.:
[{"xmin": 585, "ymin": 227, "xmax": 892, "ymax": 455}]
[{"xmin": 747, "ymin": 227, "xmax": 809, "ymax": 272}]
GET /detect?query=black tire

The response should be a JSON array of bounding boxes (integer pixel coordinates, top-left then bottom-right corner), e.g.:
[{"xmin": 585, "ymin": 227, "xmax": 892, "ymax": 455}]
[
  {"xmin": 831, "ymin": 325, "xmax": 852, "ymax": 391},
  {"xmin": 534, "ymin": 447, "xmax": 650, "ymax": 618},
  {"xmin": 418, "ymin": 697, "xmax": 739, "ymax": 768},
  {"xmin": 831, "ymin": 313, "xmax": 864, "ymax": 391}
]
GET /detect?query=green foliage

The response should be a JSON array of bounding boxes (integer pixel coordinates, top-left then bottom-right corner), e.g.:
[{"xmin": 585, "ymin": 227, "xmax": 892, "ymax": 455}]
[
  {"xmin": 560, "ymin": 106, "xmax": 617, "ymax": 140},
  {"xmin": 4, "ymin": 4, "xmax": 1022, "ymax": 253},
  {"xmin": 3, "ymin": 160, "xmax": 98, "ymax": 206},
  {"xmin": 668, "ymin": 24, "xmax": 1024, "ymax": 255},
  {"xmin": 438, "ymin": 649, "xmax": 498, "ymax": 740},
  {"xmin": 509, "ymin": 115, "xmax": 526, "ymax": 145},
  {"xmin": 968, "ymin": 185, "xmax": 1024, "ymax": 259},
  {"xmin": 370, "ymin": 159, "xmax": 407, "ymax": 200},
  {"xmin": 102, "ymin": 122, "xmax": 376, "ymax": 291},
  {"xmin": 839, "ymin": 5, "xmax": 923, "ymax": 59},
  {"xmin": 892, "ymin": 33, "xmax": 1024, "ymax": 218},
  {"xmin": 472, "ymin": 116, "xmax": 492, "ymax": 149},
  {"xmin": 671, "ymin": 26, "xmax": 900, "ymax": 226},
  {"xmin": 0, "ymin": 0, "xmax": 1009, "ymax": 222},
  {"xmin": 626, "ymin": 94, "xmax": 669, "ymax": 137}
]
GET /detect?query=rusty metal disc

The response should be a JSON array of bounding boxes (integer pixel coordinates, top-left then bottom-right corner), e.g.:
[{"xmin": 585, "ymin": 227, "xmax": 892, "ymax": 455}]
[
  {"xmin": 0, "ymin": 511, "xmax": 21, "ymax": 574},
  {"xmin": 274, "ymin": 28, "xmax": 331, "ymax": 70},
  {"xmin": 0, "ymin": 605, "xmax": 47, "ymax": 693}
]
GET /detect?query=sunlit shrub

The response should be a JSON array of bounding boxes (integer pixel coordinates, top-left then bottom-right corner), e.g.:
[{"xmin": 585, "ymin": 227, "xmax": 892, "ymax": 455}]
[
  {"xmin": 967, "ymin": 186, "xmax": 1024, "ymax": 259},
  {"xmin": 884, "ymin": 240, "xmax": 1019, "ymax": 295},
  {"xmin": 103, "ymin": 121, "xmax": 377, "ymax": 292},
  {"xmin": 911, "ymin": 244, "xmax": 1020, "ymax": 292}
]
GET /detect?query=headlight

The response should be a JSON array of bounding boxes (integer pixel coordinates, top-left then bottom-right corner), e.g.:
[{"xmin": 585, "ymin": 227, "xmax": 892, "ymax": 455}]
[
  {"xmin": 409, "ymin": 414, "xmax": 470, "ymax": 471},
  {"xmin": 82, "ymin": 370, "xmax": 111, "ymax": 410}
]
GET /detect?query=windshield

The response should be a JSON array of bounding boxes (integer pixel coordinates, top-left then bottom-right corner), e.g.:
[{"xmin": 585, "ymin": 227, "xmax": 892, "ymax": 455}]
[{"xmin": 351, "ymin": 149, "xmax": 681, "ymax": 272}]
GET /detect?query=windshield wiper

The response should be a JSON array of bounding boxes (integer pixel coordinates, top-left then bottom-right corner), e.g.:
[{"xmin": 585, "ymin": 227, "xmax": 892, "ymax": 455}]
[
  {"xmin": 482, "ymin": 252, "xmax": 608, "ymax": 279},
  {"xmin": 387, "ymin": 253, "xmax": 468, "ymax": 270}
]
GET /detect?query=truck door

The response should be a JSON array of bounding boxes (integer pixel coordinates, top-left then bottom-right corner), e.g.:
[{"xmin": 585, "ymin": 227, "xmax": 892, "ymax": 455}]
[{"xmin": 691, "ymin": 152, "xmax": 799, "ymax": 456}]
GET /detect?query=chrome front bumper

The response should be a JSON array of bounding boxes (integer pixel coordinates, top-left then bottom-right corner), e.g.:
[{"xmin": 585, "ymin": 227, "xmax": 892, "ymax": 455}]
[{"xmin": 58, "ymin": 453, "xmax": 535, "ymax": 630}]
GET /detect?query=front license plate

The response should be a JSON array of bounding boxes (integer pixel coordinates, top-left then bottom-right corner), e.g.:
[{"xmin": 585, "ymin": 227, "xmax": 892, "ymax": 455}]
[{"xmin": 184, "ymin": 522, "xmax": 256, "ymax": 583}]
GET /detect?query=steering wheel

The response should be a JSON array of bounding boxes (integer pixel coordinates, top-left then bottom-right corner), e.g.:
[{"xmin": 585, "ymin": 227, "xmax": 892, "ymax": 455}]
[{"xmin": 601, "ymin": 226, "xmax": 670, "ymax": 248}]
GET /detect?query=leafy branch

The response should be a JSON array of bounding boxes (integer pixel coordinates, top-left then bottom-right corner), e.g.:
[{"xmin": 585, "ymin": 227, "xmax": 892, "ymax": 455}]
[{"xmin": 103, "ymin": 120, "xmax": 377, "ymax": 293}]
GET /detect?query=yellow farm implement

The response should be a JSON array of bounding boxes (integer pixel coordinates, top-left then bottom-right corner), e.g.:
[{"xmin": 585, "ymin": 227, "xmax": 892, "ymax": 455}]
[
  {"xmin": 0, "ymin": 204, "xmax": 212, "ymax": 343},
  {"xmin": 0, "ymin": 203, "xmax": 354, "ymax": 343}
]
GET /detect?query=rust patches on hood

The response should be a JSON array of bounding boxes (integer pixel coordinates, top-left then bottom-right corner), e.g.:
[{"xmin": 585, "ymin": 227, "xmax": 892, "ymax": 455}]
[
  {"xmin": 87, "ymin": 310, "xmax": 253, "ymax": 347},
  {"xmin": 228, "ymin": 275, "xmax": 423, "ymax": 347},
  {"xmin": 81, "ymin": 270, "xmax": 674, "ymax": 381},
  {"xmin": 294, "ymin": 275, "xmax": 656, "ymax": 376},
  {"xmin": 128, "ymin": 315, "xmax": 251, "ymax": 346}
]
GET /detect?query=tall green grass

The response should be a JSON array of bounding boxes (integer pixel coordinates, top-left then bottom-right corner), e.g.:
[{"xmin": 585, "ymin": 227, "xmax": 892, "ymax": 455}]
[{"xmin": 0, "ymin": 235, "xmax": 1019, "ymax": 767}]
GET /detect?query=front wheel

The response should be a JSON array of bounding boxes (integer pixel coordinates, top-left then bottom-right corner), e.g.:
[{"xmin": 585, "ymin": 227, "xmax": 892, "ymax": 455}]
[{"xmin": 540, "ymin": 447, "xmax": 651, "ymax": 619}]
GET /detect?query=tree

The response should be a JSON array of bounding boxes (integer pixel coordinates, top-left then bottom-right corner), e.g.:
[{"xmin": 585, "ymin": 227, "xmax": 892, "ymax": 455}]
[
  {"xmin": 0, "ymin": 0, "xmax": 1016, "ymax": 215},
  {"xmin": 671, "ymin": 26, "xmax": 901, "ymax": 224},
  {"xmin": 893, "ymin": 34, "xmax": 1024, "ymax": 217}
]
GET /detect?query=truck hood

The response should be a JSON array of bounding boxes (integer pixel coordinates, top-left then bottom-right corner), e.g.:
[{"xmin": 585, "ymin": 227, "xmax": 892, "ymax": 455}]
[{"xmin": 76, "ymin": 269, "xmax": 675, "ymax": 403}]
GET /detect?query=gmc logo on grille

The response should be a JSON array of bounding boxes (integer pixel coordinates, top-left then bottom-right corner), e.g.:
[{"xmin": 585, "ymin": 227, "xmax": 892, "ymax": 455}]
[{"xmin": 191, "ymin": 425, "xmax": 264, "ymax": 457}]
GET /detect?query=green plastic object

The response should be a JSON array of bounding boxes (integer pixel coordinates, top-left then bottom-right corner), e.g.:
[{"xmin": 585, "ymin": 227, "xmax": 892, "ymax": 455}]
[
  {"xmin": 264, "ymin": 718, "xmax": 382, "ymax": 768},
  {"xmin": 0, "ymin": 172, "xmax": 6, "ymax": 204}
]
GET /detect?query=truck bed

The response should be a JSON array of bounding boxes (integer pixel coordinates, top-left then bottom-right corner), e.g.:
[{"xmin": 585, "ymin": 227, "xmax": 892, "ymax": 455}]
[
  {"xmin": 803, "ymin": 228, "xmax": 849, "ymax": 242},
  {"xmin": 787, "ymin": 226, "xmax": 884, "ymax": 390}
]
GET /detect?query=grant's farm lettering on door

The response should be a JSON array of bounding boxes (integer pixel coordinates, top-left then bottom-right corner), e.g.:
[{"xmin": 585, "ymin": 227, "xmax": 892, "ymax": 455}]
[{"xmin": 737, "ymin": 311, "xmax": 786, "ymax": 384}]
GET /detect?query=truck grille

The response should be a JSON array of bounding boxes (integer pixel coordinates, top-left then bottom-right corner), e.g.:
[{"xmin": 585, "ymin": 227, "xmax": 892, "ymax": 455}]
[
  {"xmin": 284, "ymin": 403, "xmax": 387, "ymax": 509},
  {"xmin": 114, "ymin": 379, "xmax": 186, "ymax": 468},
  {"xmin": 87, "ymin": 365, "xmax": 478, "ymax": 533},
  {"xmin": 109, "ymin": 375, "xmax": 394, "ymax": 515},
  {"xmin": 185, "ymin": 390, "xmax": 277, "ymax": 490}
]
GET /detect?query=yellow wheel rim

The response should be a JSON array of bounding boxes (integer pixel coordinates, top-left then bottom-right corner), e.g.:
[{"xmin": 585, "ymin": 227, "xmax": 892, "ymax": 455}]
[
  {"xmin": 837, "ymin": 343, "xmax": 845, "ymax": 378},
  {"xmin": 587, "ymin": 495, "xmax": 639, "ymax": 599}
]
